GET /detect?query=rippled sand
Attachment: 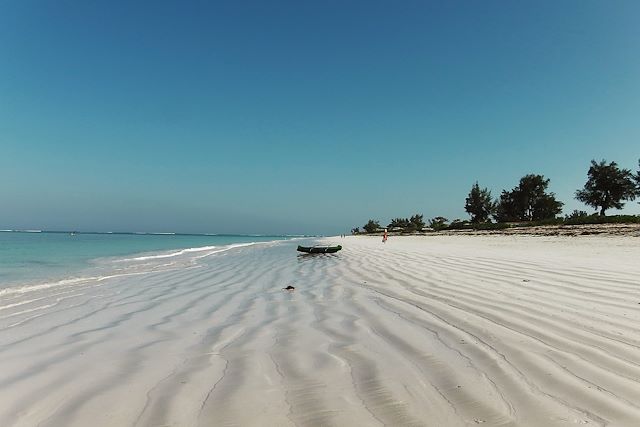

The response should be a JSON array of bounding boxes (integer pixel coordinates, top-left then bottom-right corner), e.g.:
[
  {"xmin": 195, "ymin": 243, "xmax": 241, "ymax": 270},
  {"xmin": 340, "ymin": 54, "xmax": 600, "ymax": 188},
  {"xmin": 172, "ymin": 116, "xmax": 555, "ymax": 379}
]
[{"xmin": 1, "ymin": 236, "xmax": 639, "ymax": 426}]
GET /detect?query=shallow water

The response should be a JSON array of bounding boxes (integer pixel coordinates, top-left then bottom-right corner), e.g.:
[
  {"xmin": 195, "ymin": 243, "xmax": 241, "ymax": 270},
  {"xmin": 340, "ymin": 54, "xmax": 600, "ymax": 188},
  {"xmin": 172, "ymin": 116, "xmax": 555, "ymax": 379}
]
[{"xmin": 0, "ymin": 231, "xmax": 295, "ymax": 289}]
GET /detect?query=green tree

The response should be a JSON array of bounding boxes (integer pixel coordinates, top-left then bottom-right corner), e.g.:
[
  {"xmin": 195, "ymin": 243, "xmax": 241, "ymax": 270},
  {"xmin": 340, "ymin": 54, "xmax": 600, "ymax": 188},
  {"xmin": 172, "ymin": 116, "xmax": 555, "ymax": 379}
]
[
  {"xmin": 363, "ymin": 219, "xmax": 381, "ymax": 233},
  {"xmin": 494, "ymin": 190, "xmax": 519, "ymax": 222},
  {"xmin": 575, "ymin": 160, "xmax": 636, "ymax": 216},
  {"xmin": 429, "ymin": 216, "xmax": 449, "ymax": 231},
  {"xmin": 465, "ymin": 182, "xmax": 495, "ymax": 223},
  {"xmin": 409, "ymin": 214, "xmax": 425, "ymax": 230},
  {"xmin": 388, "ymin": 218, "xmax": 410, "ymax": 228},
  {"xmin": 351, "ymin": 227, "xmax": 360, "ymax": 234},
  {"xmin": 495, "ymin": 174, "xmax": 563, "ymax": 222}
]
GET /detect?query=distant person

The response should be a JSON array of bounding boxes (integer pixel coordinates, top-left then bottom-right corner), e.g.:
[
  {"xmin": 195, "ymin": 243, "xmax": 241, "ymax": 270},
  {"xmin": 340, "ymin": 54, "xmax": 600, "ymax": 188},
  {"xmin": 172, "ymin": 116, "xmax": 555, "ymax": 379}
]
[{"xmin": 382, "ymin": 228, "xmax": 388, "ymax": 243}]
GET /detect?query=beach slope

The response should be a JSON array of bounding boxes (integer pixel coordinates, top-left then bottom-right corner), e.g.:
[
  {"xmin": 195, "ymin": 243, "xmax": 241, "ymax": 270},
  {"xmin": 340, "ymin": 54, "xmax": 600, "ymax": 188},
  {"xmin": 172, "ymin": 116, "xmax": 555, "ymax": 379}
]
[{"xmin": 1, "ymin": 236, "xmax": 639, "ymax": 426}]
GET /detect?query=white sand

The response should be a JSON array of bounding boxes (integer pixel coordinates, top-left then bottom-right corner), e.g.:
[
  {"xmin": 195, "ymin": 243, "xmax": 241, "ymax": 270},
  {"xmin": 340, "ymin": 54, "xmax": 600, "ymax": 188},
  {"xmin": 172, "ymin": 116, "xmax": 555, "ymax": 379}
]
[{"xmin": 1, "ymin": 236, "xmax": 639, "ymax": 426}]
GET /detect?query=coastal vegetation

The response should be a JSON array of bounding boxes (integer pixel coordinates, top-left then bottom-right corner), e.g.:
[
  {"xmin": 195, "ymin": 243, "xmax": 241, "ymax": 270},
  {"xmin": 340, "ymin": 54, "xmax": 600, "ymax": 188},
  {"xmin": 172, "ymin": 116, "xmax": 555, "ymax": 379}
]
[
  {"xmin": 388, "ymin": 215, "xmax": 425, "ymax": 232},
  {"xmin": 362, "ymin": 220, "xmax": 380, "ymax": 233},
  {"xmin": 575, "ymin": 160, "xmax": 637, "ymax": 216},
  {"xmin": 464, "ymin": 182, "xmax": 495, "ymax": 223},
  {"xmin": 494, "ymin": 174, "xmax": 563, "ymax": 222},
  {"xmin": 428, "ymin": 216, "xmax": 449, "ymax": 231},
  {"xmin": 353, "ymin": 158, "xmax": 640, "ymax": 234}
]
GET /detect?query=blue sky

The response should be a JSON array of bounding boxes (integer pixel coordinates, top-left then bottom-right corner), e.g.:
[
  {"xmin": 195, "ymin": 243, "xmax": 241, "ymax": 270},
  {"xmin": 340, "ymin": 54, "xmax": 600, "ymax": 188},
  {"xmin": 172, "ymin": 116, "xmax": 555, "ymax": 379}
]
[{"xmin": 1, "ymin": 1, "xmax": 639, "ymax": 235}]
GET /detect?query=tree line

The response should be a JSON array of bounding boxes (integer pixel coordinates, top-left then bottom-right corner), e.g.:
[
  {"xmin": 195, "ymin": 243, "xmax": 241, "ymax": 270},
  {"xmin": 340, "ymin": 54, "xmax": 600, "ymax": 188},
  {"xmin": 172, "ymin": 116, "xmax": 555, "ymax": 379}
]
[{"xmin": 353, "ymin": 159, "xmax": 640, "ymax": 233}]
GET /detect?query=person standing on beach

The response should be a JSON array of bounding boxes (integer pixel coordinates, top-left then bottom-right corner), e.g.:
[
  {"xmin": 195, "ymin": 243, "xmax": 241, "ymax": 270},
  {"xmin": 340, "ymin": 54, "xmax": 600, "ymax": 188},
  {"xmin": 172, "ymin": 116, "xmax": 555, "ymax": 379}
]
[{"xmin": 382, "ymin": 228, "xmax": 388, "ymax": 243}]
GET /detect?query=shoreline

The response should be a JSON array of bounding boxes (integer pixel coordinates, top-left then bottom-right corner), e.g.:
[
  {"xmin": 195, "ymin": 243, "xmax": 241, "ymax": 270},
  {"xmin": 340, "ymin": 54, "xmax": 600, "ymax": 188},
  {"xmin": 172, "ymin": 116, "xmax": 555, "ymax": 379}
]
[
  {"xmin": 357, "ymin": 222, "xmax": 640, "ymax": 237},
  {"xmin": 0, "ymin": 233, "xmax": 297, "ymax": 291}
]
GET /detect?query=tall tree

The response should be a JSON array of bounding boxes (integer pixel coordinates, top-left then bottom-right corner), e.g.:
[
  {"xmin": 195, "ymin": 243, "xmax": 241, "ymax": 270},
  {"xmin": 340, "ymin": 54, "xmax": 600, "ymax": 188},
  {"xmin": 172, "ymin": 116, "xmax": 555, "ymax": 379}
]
[
  {"xmin": 494, "ymin": 190, "xmax": 519, "ymax": 222},
  {"xmin": 575, "ymin": 160, "xmax": 636, "ymax": 216},
  {"xmin": 495, "ymin": 174, "xmax": 563, "ymax": 222},
  {"xmin": 465, "ymin": 182, "xmax": 495, "ymax": 223},
  {"xmin": 362, "ymin": 219, "xmax": 381, "ymax": 233}
]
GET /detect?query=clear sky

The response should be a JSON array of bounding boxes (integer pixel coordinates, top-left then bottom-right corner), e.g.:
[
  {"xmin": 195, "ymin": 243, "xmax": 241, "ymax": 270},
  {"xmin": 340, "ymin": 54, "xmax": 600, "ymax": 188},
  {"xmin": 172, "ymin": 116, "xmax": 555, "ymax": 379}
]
[{"xmin": 1, "ymin": 1, "xmax": 639, "ymax": 235}]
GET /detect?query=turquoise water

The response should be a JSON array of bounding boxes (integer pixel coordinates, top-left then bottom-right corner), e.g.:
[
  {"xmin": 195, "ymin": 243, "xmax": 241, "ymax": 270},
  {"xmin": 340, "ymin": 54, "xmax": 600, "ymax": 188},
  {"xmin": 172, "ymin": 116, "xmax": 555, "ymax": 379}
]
[{"xmin": 0, "ymin": 231, "xmax": 294, "ymax": 288}]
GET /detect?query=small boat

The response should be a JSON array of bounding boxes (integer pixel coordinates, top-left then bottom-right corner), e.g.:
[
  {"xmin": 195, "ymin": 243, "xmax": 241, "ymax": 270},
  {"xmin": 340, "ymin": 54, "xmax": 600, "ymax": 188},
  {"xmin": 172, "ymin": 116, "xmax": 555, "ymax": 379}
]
[{"xmin": 297, "ymin": 245, "xmax": 342, "ymax": 254}]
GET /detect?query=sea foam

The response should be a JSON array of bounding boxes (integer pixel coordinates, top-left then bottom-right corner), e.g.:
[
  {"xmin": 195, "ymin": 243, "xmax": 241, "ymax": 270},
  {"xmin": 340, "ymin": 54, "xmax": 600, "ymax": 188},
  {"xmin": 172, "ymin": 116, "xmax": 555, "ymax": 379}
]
[
  {"xmin": 0, "ymin": 242, "xmax": 267, "ymax": 299},
  {"xmin": 121, "ymin": 242, "xmax": 260, "ymax": 261}
]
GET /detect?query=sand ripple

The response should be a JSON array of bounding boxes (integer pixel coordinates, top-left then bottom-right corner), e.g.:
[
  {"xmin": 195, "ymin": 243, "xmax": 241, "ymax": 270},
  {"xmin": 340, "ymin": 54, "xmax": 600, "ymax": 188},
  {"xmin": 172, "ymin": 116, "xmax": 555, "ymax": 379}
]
[{"xmin": 1, "ymin": 236, "xmax": 639, "ymax": 426}]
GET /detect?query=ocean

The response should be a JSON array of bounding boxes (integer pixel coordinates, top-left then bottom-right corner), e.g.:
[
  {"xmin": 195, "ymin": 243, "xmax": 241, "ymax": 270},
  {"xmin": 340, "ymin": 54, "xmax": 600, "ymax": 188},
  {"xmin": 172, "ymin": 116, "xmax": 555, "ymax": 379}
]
[{"xmin": 0, "ymin": 231, "xmax": 297, "ymax": 290}]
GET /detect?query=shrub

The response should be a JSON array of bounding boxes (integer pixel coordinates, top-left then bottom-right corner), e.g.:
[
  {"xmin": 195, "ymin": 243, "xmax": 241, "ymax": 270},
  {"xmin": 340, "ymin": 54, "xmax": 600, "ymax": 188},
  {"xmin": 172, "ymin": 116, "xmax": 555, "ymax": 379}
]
[
  {"xmin": 429, "ymin": 216, "xmax": 449, "ymax": 231},
  {"xmin": 447, "ymin": 219, "xmax": 470, "ymax": 230}
]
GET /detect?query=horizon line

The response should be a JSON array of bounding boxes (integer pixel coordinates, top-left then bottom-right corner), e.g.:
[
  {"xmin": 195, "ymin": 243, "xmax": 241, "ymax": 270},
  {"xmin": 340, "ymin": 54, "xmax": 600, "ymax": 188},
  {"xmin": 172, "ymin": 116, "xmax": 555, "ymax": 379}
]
[{"xmin": 0, "ymin": 229, "xmax": 314, "ymax": 238}]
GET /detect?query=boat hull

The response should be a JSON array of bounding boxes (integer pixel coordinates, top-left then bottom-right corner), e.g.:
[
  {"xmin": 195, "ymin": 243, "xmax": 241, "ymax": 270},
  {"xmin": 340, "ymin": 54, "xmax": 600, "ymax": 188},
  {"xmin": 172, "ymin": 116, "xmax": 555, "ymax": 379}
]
[{"xmin": 297, "ymin": 245, "xmax": 342, "ymax": 254}]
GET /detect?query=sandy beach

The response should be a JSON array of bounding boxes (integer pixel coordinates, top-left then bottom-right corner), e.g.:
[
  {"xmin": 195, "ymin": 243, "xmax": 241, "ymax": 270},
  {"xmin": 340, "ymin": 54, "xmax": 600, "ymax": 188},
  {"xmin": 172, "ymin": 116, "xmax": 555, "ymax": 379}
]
[{"xmin": 1, "ymin": 235, "xmax": 640, "ymax": 426}]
